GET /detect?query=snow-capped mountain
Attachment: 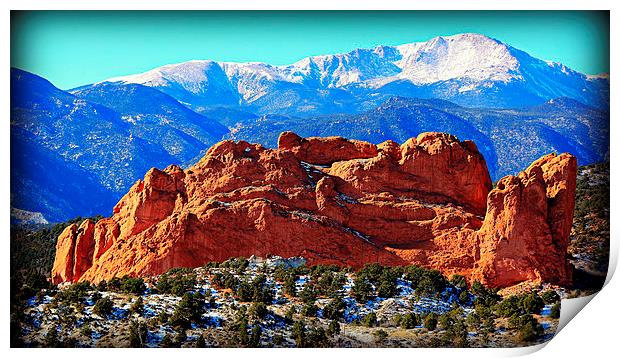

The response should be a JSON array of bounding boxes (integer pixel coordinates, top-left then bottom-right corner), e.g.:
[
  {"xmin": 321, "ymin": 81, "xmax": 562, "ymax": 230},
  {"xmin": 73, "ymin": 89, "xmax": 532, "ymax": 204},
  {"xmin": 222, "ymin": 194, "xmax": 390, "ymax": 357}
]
[{"xmin": 98, "ymin": 33, "xmax": 609, "ymax": 115}]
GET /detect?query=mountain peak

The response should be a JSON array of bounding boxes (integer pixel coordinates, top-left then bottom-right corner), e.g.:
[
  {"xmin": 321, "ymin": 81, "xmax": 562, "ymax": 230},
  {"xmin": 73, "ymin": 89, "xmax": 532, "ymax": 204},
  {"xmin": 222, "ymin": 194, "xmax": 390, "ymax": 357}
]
[{"xmin": 90, "ymin": 33, "xmax": 606, "ymax": 112}]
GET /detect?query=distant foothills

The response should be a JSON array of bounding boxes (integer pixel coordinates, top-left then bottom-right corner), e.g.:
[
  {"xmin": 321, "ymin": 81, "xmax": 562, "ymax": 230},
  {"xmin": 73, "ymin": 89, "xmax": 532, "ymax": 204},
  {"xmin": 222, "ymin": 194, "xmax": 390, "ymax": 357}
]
[{"xmin": 10, "ymin": 33, "xmax": 609, "ymax": 223}]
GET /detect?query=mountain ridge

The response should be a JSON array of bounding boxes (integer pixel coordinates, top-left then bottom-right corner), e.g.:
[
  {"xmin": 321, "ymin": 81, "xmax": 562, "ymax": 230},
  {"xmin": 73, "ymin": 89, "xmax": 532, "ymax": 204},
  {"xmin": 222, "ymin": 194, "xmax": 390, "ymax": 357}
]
[{"xmin": 91, "ymin": 33, "xmax": 609, "ymax": 114}]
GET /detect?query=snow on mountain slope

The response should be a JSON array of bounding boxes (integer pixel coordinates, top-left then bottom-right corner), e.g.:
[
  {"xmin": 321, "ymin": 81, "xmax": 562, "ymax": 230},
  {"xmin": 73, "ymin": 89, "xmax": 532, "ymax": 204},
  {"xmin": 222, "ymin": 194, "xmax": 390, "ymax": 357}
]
[{"xmin": 97, "ymin": 33, "xmax": 608, "ymax": 114}]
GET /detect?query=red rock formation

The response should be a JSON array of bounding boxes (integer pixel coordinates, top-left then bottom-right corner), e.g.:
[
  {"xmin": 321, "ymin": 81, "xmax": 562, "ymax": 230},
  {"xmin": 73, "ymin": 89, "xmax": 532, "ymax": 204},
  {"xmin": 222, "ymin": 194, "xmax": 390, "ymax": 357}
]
[
  {"xmin": 471, "ymin": 153, "xmax": 577, "ymax": 287},
  {"xmin": 51, "ymin": 132, "xmax": 576, "ymax": 288}
]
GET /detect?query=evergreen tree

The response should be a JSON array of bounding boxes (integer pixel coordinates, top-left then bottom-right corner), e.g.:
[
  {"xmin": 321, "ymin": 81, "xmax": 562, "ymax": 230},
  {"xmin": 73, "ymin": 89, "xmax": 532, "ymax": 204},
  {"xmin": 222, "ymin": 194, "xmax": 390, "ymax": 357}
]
[
  {"xmin": 424, "ymin": 312, "xmax": 438, "ymax": 331},
  {"xmin": 249, "ymin": 325, "xmax": 262, "ymax": 348},
  {"xmin": 292, "ymin": 321, "xmax": 305, "ymax": 348},
  {"xmin": 93, "ymin": 297, "xmax": 114, "ymax": 317},
  {"xmin": 128, "ymin": 320, "xmax": 148, "ymax": 348},
  {"xmin": 326, "ymin": 320, "xmax": 341, "ymax": 337}
]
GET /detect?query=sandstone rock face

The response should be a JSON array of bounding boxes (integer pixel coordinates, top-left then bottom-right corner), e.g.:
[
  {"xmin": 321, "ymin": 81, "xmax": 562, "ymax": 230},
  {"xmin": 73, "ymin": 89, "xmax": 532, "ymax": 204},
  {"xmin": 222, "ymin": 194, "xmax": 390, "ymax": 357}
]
[{"xmin": 51, "ymin": 132, "xmax": 577, "ymax": 288}]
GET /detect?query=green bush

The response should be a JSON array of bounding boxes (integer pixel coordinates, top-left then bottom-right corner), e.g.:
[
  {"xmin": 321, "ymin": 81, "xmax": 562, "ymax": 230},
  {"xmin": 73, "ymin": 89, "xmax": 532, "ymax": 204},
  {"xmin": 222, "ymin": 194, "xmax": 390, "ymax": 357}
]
[
  {"xmin": 521, "ymin": 292, "xmax": 544, "ymax": 315},
  {"xmin": 248, "ymin": 325, "xmax": 262, "ymax": 348},
  {"xmin": 550, "ymin": 302, "xmax": 561, "ymax": 319},
  {"xmin": 56, "ymin": 281, "xmax": 92, "ymax": 304},
  {"xmin": 424, "ymin": 312, "xmax": 438, "ymax": 331},
  {"xmin": 292, "ymin": 321, "xmax": 305, "ymax": 347},
  {"xmin": 120, "ymin": 277, "xmax": 146, "ymax": 295},
  {"xmin": 93, "ymin": 296, "xmax": 114, "ymax": 317},
  {"xmin": 322, "ymin": 297, "xmax": 346, "ymax": 320},
  {"xmin": 301, "ymin": 303, "xmax": 318, "ymax": 317},
  {"xmin": 129, "ymin": 296, "xmax": 144, "ymax": 316},
  {"xmin": 306, "ymin": 326, "xmax": 329, "ymax": 348},
  {"xmin": 299, "ymin": 283, "xmax": 317, "ymax": 304},
  {"xmin": 352, "ymin": 276, "xmax": 373, "ymax": 302},
  {"xmin": 374, "ymin": 329, "xmax": 388, "ymax": 342},
  {"xmin": 470, "ymin": 281, "xmax": 500, "ymax": 307},
  {"xmin": 363, "ymin": 312, "xmax": 378, "ymax": 327},
  {"xmin": 160, "ymin": 333, "xmax": 174, "ymax": 347},
  {"xmin": 170, "ymin": 292, "xmax": 205, "ymax": 329},
  {"xmin": 128, "ymin": 320, "xmax": 148, "ymax": 347},
  {"xmin": 326, "ymin": 320, "xmax": 340, "ymax": 337},
  {"xmin": 400, "ymin": 313, "xmax": 418, "ymax": 329},
  {"xmin": 249, "ymin": 302, "xmax": 268, "ymax": 319},
  {"xmin": 405, "ymin": 266, "xmax": 447, "ymax": 296},
  {"xmin": 513, "ymin": 315, "xmax": 544, "ymax": 342},
  {"xmin": 156, "ymin": 270, "xmax": 196, "ymax": 296},
  {"xmin": 541, "ymin": 290, "xmax": 560, "ymax": 305},
  {"xmin": 450, "ymin": 274, "xmax": 468, "ymax": 290}
]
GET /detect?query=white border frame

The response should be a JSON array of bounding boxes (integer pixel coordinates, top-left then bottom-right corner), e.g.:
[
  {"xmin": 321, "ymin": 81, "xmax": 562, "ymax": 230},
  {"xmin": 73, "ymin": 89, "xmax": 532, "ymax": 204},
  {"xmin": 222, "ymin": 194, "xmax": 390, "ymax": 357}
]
[{"xmin": 2, "ymin": 1, "xmax": 616, "ymax": 357}]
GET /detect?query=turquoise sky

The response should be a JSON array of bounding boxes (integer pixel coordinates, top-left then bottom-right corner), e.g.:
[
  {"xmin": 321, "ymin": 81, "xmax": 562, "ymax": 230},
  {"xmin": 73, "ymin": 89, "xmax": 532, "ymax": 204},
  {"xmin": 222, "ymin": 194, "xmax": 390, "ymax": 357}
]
[{"xmin": 11, "ymin": 11, "xmax": 609, "ymax": 90}]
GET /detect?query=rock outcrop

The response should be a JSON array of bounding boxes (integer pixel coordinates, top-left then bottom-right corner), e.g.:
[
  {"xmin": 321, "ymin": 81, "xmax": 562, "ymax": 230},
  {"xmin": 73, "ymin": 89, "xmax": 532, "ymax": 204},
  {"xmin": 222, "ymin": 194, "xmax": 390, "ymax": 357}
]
[{"xmin": 51, "ymin": 132, "xmax": 576, "ymax": 288}]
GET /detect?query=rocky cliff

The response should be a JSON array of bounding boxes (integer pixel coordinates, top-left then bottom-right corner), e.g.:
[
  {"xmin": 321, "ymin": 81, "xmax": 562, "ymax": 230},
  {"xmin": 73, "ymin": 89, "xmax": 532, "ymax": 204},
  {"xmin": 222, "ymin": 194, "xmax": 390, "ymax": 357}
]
[{"xmin": 51, "ymin": 132, "xmax": 576, "ymax": 288}]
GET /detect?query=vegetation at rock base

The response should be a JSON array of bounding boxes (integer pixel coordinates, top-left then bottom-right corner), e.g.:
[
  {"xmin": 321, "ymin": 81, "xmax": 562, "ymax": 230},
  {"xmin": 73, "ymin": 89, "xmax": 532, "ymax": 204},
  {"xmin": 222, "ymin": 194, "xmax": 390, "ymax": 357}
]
[
  {"xmin": 569, "ymin": 162, "xmax": 610, "ymax": 292},
  {"xmin": 12, "ymin": 255, "xmax": 563, "ymax": 348}
]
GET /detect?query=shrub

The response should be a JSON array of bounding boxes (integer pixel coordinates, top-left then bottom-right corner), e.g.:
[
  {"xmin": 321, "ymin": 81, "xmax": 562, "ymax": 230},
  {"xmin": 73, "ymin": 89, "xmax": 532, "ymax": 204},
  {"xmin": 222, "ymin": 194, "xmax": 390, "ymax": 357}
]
[
  {"xmin": 170, "ymin": 292, "xmax": 205, "ymax": 329},
  {"xmin": 120, "ymin": 277, "xmax": 146, "ymax": 295},
  {"xmin": 376, "ymin": 270, "xmax": 398, "ymax": 298},
  {"xmin": 450, "ymin": 274, "xmax": 468, "ymax": 290},
  {"xmin": 521, "ymin": 292, "xmax": 544, "ymax": 315},
  {"xmin": 363, "ymin": 312, "xmax": 378, "ymax": 327},
  {"xmin": 424, "ymin": 312, "xmax": 438, "ymax": 331},
  {"xmin": 292, "ymin": 321, "xmax": 305, "ymax": 347},
  {"xmin": 44, "ymin": 326, "xmax": 60, "ymax": 348},
  {"xmin": 513, "ymin": 315, "xmax": 544, "ymax": 342},
  {"xmin": 352, "ymin": 276, "xmax": 373, "ymax": 302},
  {"xmin": 273, "ymin": 333, "xmax": 284, "ymax": 346},
  {"xmin": 283, "ymin": 275, "xmax": 297, "ymax": 297},
  {"xmin": 374, "ymin": 329, "xmax": 388, "ymax": 342},
  {"xmin": 497, "ymin": 292, "xmax": 545, "ymax": 318},
  {"xmin": 322, "ymin": 297, "xmax": 346, "ymax": 320},
  {"xmin": 80, "ymin": 324, "xmax": 93, "ymax": 337},
  {"xmin": 93, "ymin": 297, "xmax": 114, "ymax": 317},
  {"xmin": 466, "ymin": 311, "xmax": 481, "ymax": 329},
  {"xmin": 301, "ymin": 303, "xmax": 318, "ymax": 317},
  {"xmin": 299, "ymin": 283, "xmax": 317, "ymax": 304},
  {"xmin": 470, "ymin": 281, "xmax": 500, "ymax": 307},
  {"xmin": 128, "ymin": 320, "xmax": 148, "ymax": 347},
  {"xmin": 235, "ymin": 275, "xmax": 274, "ymax": 303},
  {"xmin": 160, "ymin": 333, "xmax": 174, "ymax": 347},
  {"xmin": 285, "ymin": 306, "xmax": 296, "ymax": 323},
  {"xmin": 496, "ymin": 295, "xmax": 521, "ymax": 317},
  {"xmin": 445, "ymin": 318, "xmax": 469, "ymax": 348},
  {"xmin": 129, "ymin": 296, "xmax": 145, "ymax": 316},
  {"xmin": 550, "ymin": 302, "xmax": 561, "ymax": 319},
  {"xmin": 249, "ymin": 302, "xmax": 268, "ymax": 319},
  {"xmin": 249, "ymin": 325, "xmax": 262, "ymax": 348},
  {"xmin": 57, "ymin": 281, "xmax": 92, "ymax": 304},
  {"xmin": 541, "ymin": 290, "xmax": 560, "ymax": 305},
  {"xmin": 400, "ymin": 313, "xmax": 418, "ymax": 329},
  {"xmin": 326, "ymin": 320, "xmax": 340, "ymax": 337},
  {"xmin": 156, "ymin": 270, "xmax": 196, "ymax": 296},
  {"xmin": 412, "ymin": 268, "xmax": 448, "ymax": 297},
  {"xmin": 175, "ymin": 330, "xmax": 187, "ymax": 346},
  {"xmin": 458, "ymin": 290, "xmax": 470, "ymax": 305},
  {"xmin": 234, "ymin": 316, "xmax": 249, "ymax": 347},
  {"xmin": 306, "ymin": 326, "xmax": 329, "ymax": 348}
]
